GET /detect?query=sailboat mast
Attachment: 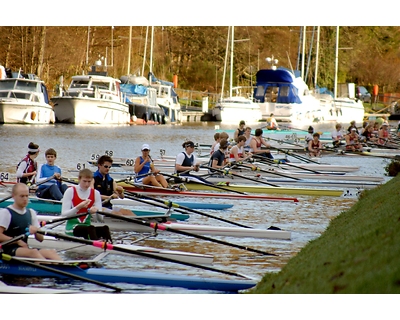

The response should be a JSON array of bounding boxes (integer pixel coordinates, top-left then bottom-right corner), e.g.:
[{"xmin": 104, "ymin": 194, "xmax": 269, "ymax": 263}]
[
  {"xmin": 229, "ymin": 26, "xmax": 234, "ymax": 98},
  {"xmin": 220, "ymin": 26, "xmax": 230, "ymax": 100},
  {"xmin": 142, "ymin": 26, "xmax": 149, "ymax": 77},
  {"xmin": 314, "ymin": 26, "xmax": 320, "ymax": 89},
  {"xmin": 127, "ymin": 26, "xmax": 132, "ymax": 75},
  {"xmin": 150, "ymin": 26, "xmax": 154, "ymax": 76},
  {"xmin": 334, "ymin": 26, "xmax": 339, "ymax": 99},
  {"xmin": 301, "ymin": 26, "xmax": 306, "ymax": 80}
]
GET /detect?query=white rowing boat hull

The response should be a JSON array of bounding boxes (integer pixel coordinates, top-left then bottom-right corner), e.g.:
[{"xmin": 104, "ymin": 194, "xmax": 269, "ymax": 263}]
[
  {"xmin": 37, "ymin": 215, "xmax": 290, "ymax": 240},
  {"xmin": 29, "ymin": 235, "xmax": 214, "ymax": 265},
  {"xmin": 0, "ymin": 281, "xmax": 76, "ymax": 294}
]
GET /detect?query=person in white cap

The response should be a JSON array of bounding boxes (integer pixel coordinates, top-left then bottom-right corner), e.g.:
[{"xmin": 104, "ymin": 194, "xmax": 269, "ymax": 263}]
[
  {"xmin": 16, "ymin": 142, "xmax": 40, "ymax": 185},
  {"xmin": 378, "ymin": 122, "xmax": 390, "ymax": 145},
  {"xmin": 345, "ymin": 127, "xmax": 363, "ymax": 152},
  {"xmin": 134, "ymin": 144, "xmax": 168, "ymax": 188}
]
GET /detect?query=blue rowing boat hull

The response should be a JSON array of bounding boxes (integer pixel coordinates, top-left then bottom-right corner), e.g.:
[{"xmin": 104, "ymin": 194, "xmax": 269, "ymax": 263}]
[{"xmin": 0, "ymin": 261, "xmax": 256, "ymax": 292}]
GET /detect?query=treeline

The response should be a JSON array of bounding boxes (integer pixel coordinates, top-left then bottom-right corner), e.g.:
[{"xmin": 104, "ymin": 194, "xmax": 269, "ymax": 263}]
[{"xmin": 1, "ymin": 26, "xmax": 400, "ymax": 96}]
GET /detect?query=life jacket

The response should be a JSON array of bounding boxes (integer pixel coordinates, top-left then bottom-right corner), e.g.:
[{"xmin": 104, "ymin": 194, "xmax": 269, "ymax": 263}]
[
  {"xmin": 16, "ymin": 155, "xmax": 36, "ymax": 184},
  {"xmin": 176, "ymin": 152, "xmax": 194, "ymax": 174},
  {"xmin": 93, "ymin": 171, "xmax": 114, "ymax": 197},
  {"xmin": 65, "ymin": 187, "xmax": 94, "ymax": 236},
  {"xmin": 3, "ymin": 207, "xmax": 32, "ymax": 243}
]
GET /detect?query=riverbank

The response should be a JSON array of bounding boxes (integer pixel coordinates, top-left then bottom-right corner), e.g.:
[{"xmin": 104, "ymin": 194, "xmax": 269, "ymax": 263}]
[{"xmin": 249, "ymin": 174, "xmax": 400, "ymax": 294}]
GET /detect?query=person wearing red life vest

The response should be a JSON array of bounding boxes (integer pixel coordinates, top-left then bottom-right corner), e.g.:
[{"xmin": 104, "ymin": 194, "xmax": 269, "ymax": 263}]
[{"xmin": 61, "ymin": 168, "xmax": 111, "ymax": 242}]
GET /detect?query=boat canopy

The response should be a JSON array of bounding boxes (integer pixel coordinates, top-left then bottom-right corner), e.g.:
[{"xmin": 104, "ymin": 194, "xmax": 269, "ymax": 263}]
[
  {"xmin": 254, "ymin": 68, "xmax": 302, "ymax": 104},
  {"xmin": 120, "ymin": 84, "xmax": 148, "ymax": 96}
]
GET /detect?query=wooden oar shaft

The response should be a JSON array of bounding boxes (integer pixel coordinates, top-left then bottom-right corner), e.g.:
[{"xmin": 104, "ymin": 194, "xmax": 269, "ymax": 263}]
[
  {"xmin": 0, "ymin": 175, "xmax": 56, "ymax": 204},
  {"xmin": 162, "ymin": 172, "xmax": 248, "ymax": 195},
  {"xmin": 201, "ymin": 165, "xmax": 281, "ymax": 188},
  {"xmin": 122, "ymin": 190, "xmax": 253, "ymax": 229},
  {"xmin": 0, "ymin": 252, "xmax": 122, "ymax": 292},
  {"xmin": 235, "ymin": 163, "xmax": 301, "ymax": 180},
  {"xmin": 252, "ymin": 154, "xmax": 322, "ymax": 175},
  {"xmin": 38, "ymin": 229, "xmax": 253, "ymax": 279},
  {"xmin": 96, "ymin": 209, "xmax": 276, "ymax": 257}
]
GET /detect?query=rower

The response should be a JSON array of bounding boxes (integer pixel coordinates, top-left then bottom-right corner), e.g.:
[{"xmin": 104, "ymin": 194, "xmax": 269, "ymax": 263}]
[
  {"xmin": 62, "ymin": 169, "xmax": 112, "ymax": 242},
  {"xmin": 174, "ymin": 140, "xmax": 212, "ymax": 185},
  {"xmin": 16, "ymin": 142, "xmax": 40, "ymax": 185},
  {"xmin": 331, "ymin": 123, "xmax": 345, "ymax": 148},
  {"xmin": 134, "ymin": 144, "xmax": 168, "ymax": 188},
  {"xmin": 0, "ymin": 183, "xmax": 62, "ymax": 260},
  {"xmin": 345, "ymin": 128, "xmax": 363, "ymax": 152},
  {"xmin": 233, "ymin": 120, "xmax": 246, "ymax": 142},
  {"xmin": 208, "ymin": 138, "xmax": 229, "ymax": 173},
  {"xmin": 91, "ymin": 154, "xmax": 124, "ymax": 209},
  {"xmin": 308, "ymin": 133, "xmax": 322, "ymax": 158}
]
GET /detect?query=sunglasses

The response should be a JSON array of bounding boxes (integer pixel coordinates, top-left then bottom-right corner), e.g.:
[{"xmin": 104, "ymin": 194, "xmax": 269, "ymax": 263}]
[
  {"xmin": 142, "ymin": 149, "xmax": 150, "ymax": 151},
  {"xmin": 102, "ymin": 165, "xmax": 112, "ymax": 169}
]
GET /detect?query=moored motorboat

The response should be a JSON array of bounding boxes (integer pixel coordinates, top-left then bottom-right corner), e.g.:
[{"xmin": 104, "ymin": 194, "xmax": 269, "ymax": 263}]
[
  {"xmin": 120, "ymin": 75, "xmax": 166, "ymax": 125},
  {"xmin": 0, "ymin": 71, "xmax": 55, "ymax": 124},
  {"xmin": 51, "ymin": 62, "xmax": 130, "ymax": 124}
]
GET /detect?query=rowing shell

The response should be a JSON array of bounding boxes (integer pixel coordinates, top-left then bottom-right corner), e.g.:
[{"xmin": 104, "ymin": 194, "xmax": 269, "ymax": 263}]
[
  {"xmin": 110, "ymin": 198, "xmax": 233, "ymax": 210},
  {"xmin": 29, "ymin": 234, "xmax": 214, "ymax": 265},
  {"xmin": 117, "ymin": 183, "xmax": 299, "ymax": 202},
  {"xmin": 0, "ymin": 195, "xmax": 189, "ymax": 221},
  {"xmin": 37, "ymin": 215, "xmax": 291, "ymax": 240},
  {"xmin": 0, "ymin": 281, "xmax": 76, "ymax": 294},
  {"xmin": 0, "ymin": 259, "xmax": 256, "ymax": 292},
  {"xmin": 179, "ymin": 183, "xmax": 344, "ymax": 197}
]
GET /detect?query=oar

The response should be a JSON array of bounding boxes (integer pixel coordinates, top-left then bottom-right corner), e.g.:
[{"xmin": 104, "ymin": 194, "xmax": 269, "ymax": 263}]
[
  {"xmin": 0, "ymin": 234, "xmax": 27, "ymax": 247},
  {"xmin": 38, "ymin": 229, "xmax": 255, "ymax": 279},
  {"xmin": 161, "ymin": 171, "xmax": 249, "ymax": 195},
  {"xmin": 200, "ymin": 165, "xmax": 281, "ymax": 188},
  {"xmin": 0, "ymin": 252, "xmax": 122, "ymax": 292},
  {"xmin": 0, "ymin": 175, "xmax": 59, "ymax": 204},
  {"xmin": 95, "ymin": 209, "xmax": 277, "ymax": 257},
  {"xmin": 251, "ymin": 154, "xmax": 324, "ymax": 175},
  {"xmin": 269, "ymin": 144, "xmax": 319, "ymax": 164},
  {"xmin": 232, "ymin": 162, "xmax": 301, "ymax": 180},
  {"xmin": 122, "ymin": 189, "xmax": 255, "ymax": 229}
]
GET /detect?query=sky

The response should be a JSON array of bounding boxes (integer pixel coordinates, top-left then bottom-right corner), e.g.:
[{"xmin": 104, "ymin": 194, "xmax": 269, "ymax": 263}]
[{"xmin": 3, "ymin": 0, "xmax": 396, "ymax": 26}]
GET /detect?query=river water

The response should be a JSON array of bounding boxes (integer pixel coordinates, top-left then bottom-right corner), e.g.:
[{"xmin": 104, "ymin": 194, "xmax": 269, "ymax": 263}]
[{"xmin": 0, "ymin": 122, "xmax": 393, "ymax": 297}]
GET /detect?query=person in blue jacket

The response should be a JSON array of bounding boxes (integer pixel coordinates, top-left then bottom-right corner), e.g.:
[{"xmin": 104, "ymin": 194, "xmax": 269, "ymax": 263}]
[{"xmin": 35, "ymin": 148, "xmax": 68, "ymax": 200}]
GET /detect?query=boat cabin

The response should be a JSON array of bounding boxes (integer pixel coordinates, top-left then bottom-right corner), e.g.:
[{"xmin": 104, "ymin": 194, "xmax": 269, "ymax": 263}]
[{"xmin": 253, "ymin": 68, "xmax": 307, "ymax": 104}]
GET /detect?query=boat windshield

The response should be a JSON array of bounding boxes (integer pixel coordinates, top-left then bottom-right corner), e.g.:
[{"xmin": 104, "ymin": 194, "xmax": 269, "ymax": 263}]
[
  {"xmin": 0, "ymin": 79, "xmax": 39, "ymax": 92},
  {"xmin": 70, "ymin": 80, "xmax": 111, "ymax": 91}
]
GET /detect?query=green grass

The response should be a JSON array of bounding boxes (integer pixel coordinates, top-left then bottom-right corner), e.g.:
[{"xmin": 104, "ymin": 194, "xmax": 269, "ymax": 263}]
[{"xmin": 249, "ymin": 175, "xmax": 400, "ymax": 294}]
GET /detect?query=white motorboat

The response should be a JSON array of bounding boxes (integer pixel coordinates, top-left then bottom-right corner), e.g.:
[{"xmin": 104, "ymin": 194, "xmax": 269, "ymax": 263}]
[
  {"xmin": 120, "ymin": 75, "xmax": 166, "ymax": 125},
  {"xmin": 51, "ymin": 62, "xmax": 130, "ymax": 124},
  {"xmin": 150, "ymin": 78, "xmax": 182, "ymax": 124},
  {"xmin": 211, "ymin": 27, "xmax": 262, "ymax": 124},
  {"xmin": 253, "ymin": 67, "xmax": 364, "ymax": 125},
  {"xmin": 0, "ymin": 72, "xmax": 55, "ymax": 124},
  {"xmin": 212, "ymin": 95, "xmax": 262, "ymax": 124}
]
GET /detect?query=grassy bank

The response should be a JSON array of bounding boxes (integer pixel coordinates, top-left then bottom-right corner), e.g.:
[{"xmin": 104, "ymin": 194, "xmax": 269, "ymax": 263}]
[{"xmin": 250, "ymin": 175, "xmax": 400, "ymax": 294}]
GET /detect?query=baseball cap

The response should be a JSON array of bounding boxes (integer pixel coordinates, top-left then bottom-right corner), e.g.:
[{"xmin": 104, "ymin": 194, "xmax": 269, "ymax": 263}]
[
  {"xmin": 141, "ymin": 144, "xmax": 150, "ymax": 150},
  {"xmin": 351, "ymin": 128, "xmax": 357, "ymax": 131},
  {"xmin": 382, "ymin": 122, "xmax": 389, "ymax": 126}
]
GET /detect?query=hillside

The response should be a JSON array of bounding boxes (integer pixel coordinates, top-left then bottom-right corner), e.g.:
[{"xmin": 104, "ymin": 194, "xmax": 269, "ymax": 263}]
[{"xmin": 249, "ymin": 174, "xmax": 400, "ymax": 294}]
